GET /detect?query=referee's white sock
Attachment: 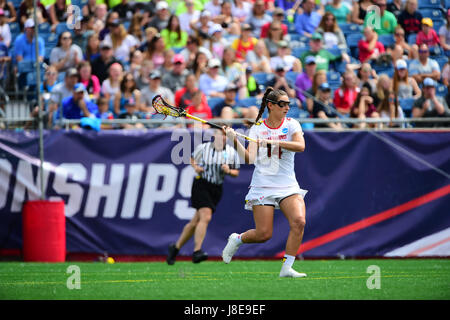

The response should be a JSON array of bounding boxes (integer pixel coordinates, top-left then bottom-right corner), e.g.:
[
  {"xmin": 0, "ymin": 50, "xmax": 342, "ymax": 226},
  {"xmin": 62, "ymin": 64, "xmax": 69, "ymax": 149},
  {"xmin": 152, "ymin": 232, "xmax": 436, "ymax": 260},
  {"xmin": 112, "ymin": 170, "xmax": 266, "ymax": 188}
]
[{"xmin": 282, "ymin": 255, "xmax": 296, "ymax": 269}]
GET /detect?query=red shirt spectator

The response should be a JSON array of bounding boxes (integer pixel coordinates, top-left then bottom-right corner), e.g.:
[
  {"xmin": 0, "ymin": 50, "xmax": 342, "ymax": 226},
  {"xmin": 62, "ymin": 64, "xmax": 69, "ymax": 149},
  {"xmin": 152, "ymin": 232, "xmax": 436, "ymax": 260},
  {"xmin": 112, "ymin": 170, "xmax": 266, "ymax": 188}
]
[
  {"xmin": 333, "ymin": 71, "xmax": 360, "ymax": 114},
  {"xmin": 358, "ymin": 27, "xmax": 385, "ymax": 63},
  {"xmin": 185, "ymin": 90, "xmax": 212, "ymax": 126},
  {"xmin": 416, "ymin": 18, "xmax": 440, "ymax": 48}
]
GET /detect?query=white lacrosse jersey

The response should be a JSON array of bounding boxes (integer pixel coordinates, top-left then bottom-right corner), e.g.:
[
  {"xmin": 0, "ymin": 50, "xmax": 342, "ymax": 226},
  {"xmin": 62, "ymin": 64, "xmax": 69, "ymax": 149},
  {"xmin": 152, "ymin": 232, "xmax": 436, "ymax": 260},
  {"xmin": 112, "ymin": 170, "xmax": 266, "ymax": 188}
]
[{"xmin": 248, "ymin": 118, "xmax": 303, "ymax": 188}]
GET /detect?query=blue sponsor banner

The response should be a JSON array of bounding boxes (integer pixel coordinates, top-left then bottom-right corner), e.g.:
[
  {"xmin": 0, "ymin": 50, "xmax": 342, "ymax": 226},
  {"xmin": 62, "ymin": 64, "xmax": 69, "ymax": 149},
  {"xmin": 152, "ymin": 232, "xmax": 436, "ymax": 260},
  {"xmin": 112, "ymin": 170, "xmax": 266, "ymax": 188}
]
[{"xmin": 0, "ymin": 130, "xmax": 449, "ymax": 257}]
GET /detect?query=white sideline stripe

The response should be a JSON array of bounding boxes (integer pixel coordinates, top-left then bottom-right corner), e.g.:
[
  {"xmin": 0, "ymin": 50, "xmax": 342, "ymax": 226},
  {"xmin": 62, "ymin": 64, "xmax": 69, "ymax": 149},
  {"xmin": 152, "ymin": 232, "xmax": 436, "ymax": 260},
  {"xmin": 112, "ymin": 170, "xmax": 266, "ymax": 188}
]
[{"xmin": 385, "ymin": 227, "xmax": 450, "ymax": 257}]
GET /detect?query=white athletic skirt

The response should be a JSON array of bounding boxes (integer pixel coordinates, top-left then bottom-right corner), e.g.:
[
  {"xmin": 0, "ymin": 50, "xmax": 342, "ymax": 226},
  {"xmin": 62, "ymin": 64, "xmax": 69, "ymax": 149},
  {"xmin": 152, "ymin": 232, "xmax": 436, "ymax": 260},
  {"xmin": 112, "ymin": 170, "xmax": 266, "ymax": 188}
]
[{"xmin": 244, "ymin": 185, "xmax": 308, "ymax": 211}]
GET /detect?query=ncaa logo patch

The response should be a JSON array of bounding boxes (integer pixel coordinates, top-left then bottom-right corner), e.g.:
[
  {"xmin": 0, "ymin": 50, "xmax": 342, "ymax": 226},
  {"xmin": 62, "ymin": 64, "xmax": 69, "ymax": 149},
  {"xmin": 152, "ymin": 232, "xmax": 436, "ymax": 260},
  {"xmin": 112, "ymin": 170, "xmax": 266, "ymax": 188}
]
[{"xmin": 282, "ymin": 128, "xmax": 288, "ymax": 134}]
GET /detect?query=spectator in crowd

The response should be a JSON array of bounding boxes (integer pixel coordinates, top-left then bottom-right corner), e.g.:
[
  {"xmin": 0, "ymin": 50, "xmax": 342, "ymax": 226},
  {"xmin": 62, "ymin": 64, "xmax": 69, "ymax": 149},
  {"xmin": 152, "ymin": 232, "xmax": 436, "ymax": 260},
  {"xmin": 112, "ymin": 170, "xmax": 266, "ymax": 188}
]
[
  {"xmin": 264, "ymin": 20, "xmax": 287, "ymax": 57},
  {"xmin": 245, "ymin": 66, "xmax": 262, "ymax": 98},
  {"xmin": 191, "ymin": 50, "xmax": 209, "ymax": 81},
  {"xmin": 215, "ymin": 0, "xmax": 239, "ymax": 34},
  {"xmin": 316, "ymin": 12, "xmax": 348, "ymax": 51},
  {"xmin": 0, "ymin": 9, "xmax": 11, "ymax": 48},
  {"xmin": 312, "ymin": 82, "xmax": 343, "ymax": 129},
  {"xmin": 386, "ymin": 0, "xmax": 402, "ymax": 20},
  {"xmin": 96, "ymin": 97, "xmax": 115, "ymax": 129},
  {"xmin": 161, "ymin": 14, "xmax": 188, "ymax": 50},
  {"xmin": 357, "ymin": 62, "xmax": 378, "ymax": 92},
  {"xmin": 270, "ymin": 40, "xmax": 302, "ymax": 73},
  {"xmin": 127, "ymin": 12, "xmax": 145, "ymax": 46},
  {"xmin": 139, "ymin": 26, "xmax": 159, "ymax": 52},
  {"xmin": 143, "ymin": 33, "xmax": 166, "ymax": 70},
  {"xmin": 325, "ymin": 0, "xmax": 351, "ymax": 24},
  {"xmin": 112, "ymin": 0, "xmax": 134, "ymax": 20},
  {"xmin": 104, "ymin": 20, "xmax": 139, "ymax": 63},
  {"xmin": 101, "ymin": 62, "xmax": 123, "ymax": 100},
  {"xmin": 398, "ymin": 0, "xmax": 422, "ymax": 41},
  {"xmin": 128, "ymin": 49, "xmax": 144, "ymax": 80},
  {"xmin": 180, "ymin": 35, "xmax": 212, "ymax": 69},
  {"xmin": 221, "ymin": 47, "xmax": 247, "ymax": 99},
  {"xmin": 412, "ymin": 77, "xmax": 450, "ymax": 127},
  {"xmin": 50, "ymin": 31, "xmax": 83, "ymax": 73},
  {"xmin": 0, "ymin": 0, "xmax": 16, "ymax": 24},
  {"xmin": 215, "ymin": 82, "xmax": 259, "ymax": 121},
  {"xmin": 295, "ymin": 0, "xmax": 322, "ymax": 38},
  {"xmin": 199, "ymin": 58, "xmax": 229, "ymax": 98},
  {"xmin": 18, "ymin": 0, "xmax": 48, "ymax": 28},
  {"xmin": 190, "ymin": 10, "xmax": 214, "ymax": 42},
  {"xmin": 439, "ymin": 9, "xmax": 450, "ymax": 52},
  {"xmin": 358, "ymin": 26, "xmax": 385, "ymax": 63},
  {"xmin": 41, "ymin": 65, "xmax": 58, "ymax": 94},
  {"xmin": 141, "ymin": 70, "xmax": 175, "ymax": 112},
  {"xmin": 245, "ymin": 0, "xmax": 272, "ymax": 38},
  {"xmin": 267, "ymin": 64, "xmax": 297, "ymax": 99},
  {"xmin": 299, "ymin": 32, "xmax": 349, "ymax": 71},
  {"xmin": 260, "ymin": 7, "xmax": 288, "ymax": 39},
  {"xmin": 135, "ymin": 59, "xmax": 152, "ymax": 90},
  {"xmin": 295, "ymin": 56, "xmax": 317, "ymax": 105},
  {"xmin": 373, "ymin": 74, "xmax": 392, "ymax": 107},
  {"xmin": 409, "ymin": 44, "xmax": 441, "ymax": 85},
  {"xmin": 415, "ymin": 18, "xmax": 440, "ymax": 50},
  {"xmin": 113, "ymin": 72, "xmax": 142, "ymax": 116},
  {"xmin": 179, "ymin": 0, "xmax": 200, "ymax": 35},
  {"xmin": 58, "ymin": 83, "xmax": 99, "ymax": 120},
  {"xmin": 350, "ymin": 82, "xmax": 379, "ymax": 128},
  {"xmin": 162, "ymin": 53, "xmax": 190, "ymax": 94},
  {"xmin": 78, "ymin": 61, "xmax": 101, "ymax": 101},
  {"xmin": 202, "ymin": 23, "xmax": 228, "ymax": 59},
  {"xmin": 393, "ymin": 59, "xmax": 421, "ymax": 99},
  {"xmin": 363, "ymin": 0, "xmax": 397, "ymax": 35},
  {"xmin": 159, "ymin": 48, "xmax": 175, "ymax": 74},
  {"xmin": 334, "ymin": 70, "xmax": 360, "ymax": 114},
  {"xmin": 392, "ymin": 26, "xmax": 413, "ymax": 61},
  {"xmin": 175, "ymin": 73, "xmax": 206, "ymax": 109},
  {"xmin": 146, "ymin": 1, "xmax": 170, "ymax": 32},
  {"xmin": 245, "ymin": 39, "xmax": 271, "ymax": 73},
  {"xmin": 93, "ymin": 4, "xmax": 108, "ymax": 33},
  {"xmin": 377, "ymin": 90, "xmax": 405, "ymax": 128},
  {"xmin": 82, "ymin": 0, "xmax": 98, "ymax": 18},
  {"xmin": 184, "ymin": 89, "xmax": 212, "ymax": 128},
  {"xmin": 99, "ymin": 11, "xmax": 119, "ymax": 41},
  {"xmin": 442, "ymin": 59, "xmax": 450, "ymax": 87},
  {"xmin": 91, "ymin": 40, "xmax": 122, "ymax": 85},
  {"xmin": 13, "ymin": 18, "xmax": 44, "ymax": 63},
  {"xmin": 231, "ymin": 0, "xmax": 252, "ymax": 23},
  {"xmin": 48, "ymin": 0, "xmax": 72, "ymax": 33},
  {"xmin": 351, "ymin": 0, "xmax": 372, "ymax": 25},
  {"xmin": 231, "ymin": 23, "xmax": 258, "ymax": 62},
  {"xmin": 118, "ymin": 97, "xmax": 145, "ymax": 130},
  {"xmin": 84, "ymin": 33, "xmax": 100, "ymax": 62},
  {"xmin": 305, "ymin": 69, "xmax": 327, "ymax": 112}
]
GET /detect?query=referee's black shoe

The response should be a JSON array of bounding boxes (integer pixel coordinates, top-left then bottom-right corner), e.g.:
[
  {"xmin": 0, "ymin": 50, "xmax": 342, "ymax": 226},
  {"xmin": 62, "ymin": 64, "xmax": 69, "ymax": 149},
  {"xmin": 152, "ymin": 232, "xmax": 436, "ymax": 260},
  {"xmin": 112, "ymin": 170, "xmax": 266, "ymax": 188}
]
[
  {"xmin": 167, "ymin": 244, "xmax": 179, "ymax": 265},
  {"xmin": 192, "ymin": 250, "xmax": 208, "ymax": 263}
]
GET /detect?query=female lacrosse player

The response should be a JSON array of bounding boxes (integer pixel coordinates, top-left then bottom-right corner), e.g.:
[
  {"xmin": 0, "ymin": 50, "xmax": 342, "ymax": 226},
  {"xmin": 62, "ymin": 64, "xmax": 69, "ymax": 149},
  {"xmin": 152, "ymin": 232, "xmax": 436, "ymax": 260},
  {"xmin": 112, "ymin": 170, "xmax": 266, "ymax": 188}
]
[
  {"xmin": 222, "ymin": 87, "xmax": 308, "ymax": 278},
  {"xmin": 167, "ymin": 127, "xmax": 240, "ymax": 265}
]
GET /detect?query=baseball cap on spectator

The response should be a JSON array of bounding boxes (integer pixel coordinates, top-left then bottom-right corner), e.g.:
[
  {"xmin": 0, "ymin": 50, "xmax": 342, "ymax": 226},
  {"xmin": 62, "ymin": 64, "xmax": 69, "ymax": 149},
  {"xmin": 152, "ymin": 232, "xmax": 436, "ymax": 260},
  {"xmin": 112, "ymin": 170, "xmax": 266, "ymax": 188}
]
[
  {"xmin": 242, "ymin": 24, "xmax": 252, "ymax": 31},
  {"xmin": 156, "ymin": 1, "xmax": 168, "ymax": 11},
  {"xmin": 395, "ymin": 59, "xmax": 407, "ymax": 70},
  {"xmin": 74, "ymin": 83, "xmax": 85, "ymax": 92},
  {"xmin": 225, "ymin": 83, "xmax": 238, "ymax": 91},
  {"xmin": 66, "ymin": 68, "xmax": 79, "ymax": 77},
  {"xmin": 172, "ymin": 54, "xmax": 185, "ymax": 64},
  {"xmin": 275, "ymin": 63, "xmax": 286, "ymax": 72},
  {"xmin": 273, "ymin": 7, "xmax": 284, "ymax": 16},
  {"xmin": 311, "ymin": 32, "xmax": 323, "ymax": 41},
  {"xmin": 318, "ymin": 82, "xmax": 331, "ymax": 91},
  {"xmin": 149, "ymin": 70, "xmax": 162, "ymax": 79},
  {"xmin": 100, "ymin": 40, "xmax": 112, "ymax": 49},
  {"xmin": 209, "ymin": 24, "xmax": 223, "ymax": 36},
  {"xmin": 200, "ymin": 10, "xmax": 211, "ymax": 18},
  {"xmin": 24, "ymin": 18, "xmax": 35, "ymax": 28},
  {"xmin": 278, "ymin": 40, "xmax": 289, "ymax": 48},
  {"xmin": 246, "ymin": 65, "xmax": 253, "ymax": 73},
  {"xmin": 423, "ymin": 77, "xmax": 435, "ymax": 87},
  {"xmin": 208, "ymin": 58, "xmax": 221, "ymax": 68},
  {"xmin": 110, "ymin": 19, "xmax": 120, "ymax": 27},
  {"xmin": 422, "ymin": 18, "xmax": 433, "ymax": 27},
  {"xmin": 305, "ymin": 56, "xmax": 316, "ymax": 65}
]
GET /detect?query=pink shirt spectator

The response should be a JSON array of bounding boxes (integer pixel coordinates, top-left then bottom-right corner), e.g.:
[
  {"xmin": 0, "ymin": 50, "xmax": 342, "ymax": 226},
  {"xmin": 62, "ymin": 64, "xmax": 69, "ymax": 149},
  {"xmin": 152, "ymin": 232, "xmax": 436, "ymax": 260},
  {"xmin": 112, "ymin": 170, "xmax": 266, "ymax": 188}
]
[{"xmin": 416, "ymin": 29, "xmax": 440, "ymax": 47}]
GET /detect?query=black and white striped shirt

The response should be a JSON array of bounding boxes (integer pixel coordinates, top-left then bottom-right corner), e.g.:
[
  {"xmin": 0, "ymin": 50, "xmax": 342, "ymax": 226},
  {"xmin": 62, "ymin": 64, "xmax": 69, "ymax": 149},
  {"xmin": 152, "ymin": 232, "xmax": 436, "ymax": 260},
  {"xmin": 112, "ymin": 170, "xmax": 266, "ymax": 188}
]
[{"xmin": 192, "ymin": 142, "xmax": 240, "ymax": 185}]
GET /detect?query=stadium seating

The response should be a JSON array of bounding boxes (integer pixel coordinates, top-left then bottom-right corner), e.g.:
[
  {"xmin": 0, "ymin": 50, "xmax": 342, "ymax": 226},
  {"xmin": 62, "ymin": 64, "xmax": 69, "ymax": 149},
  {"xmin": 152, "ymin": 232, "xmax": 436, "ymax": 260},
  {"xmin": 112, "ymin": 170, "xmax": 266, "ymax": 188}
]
[
  {"xmin": 407, "ymin": 34, "xmax": 417, "ymax": 45},
  {"xmin": 327, "ymin": 71, "xmax": 342, "ymax": 86},
  {"xmin": 237, "ymin": 97, "xmax": 259, "ymax": 108},
  {"xmin": 285, "ymin": 71, "xmax": 299, "ymax": 87},
  {"xmin": 252, "ymin": 72, "xmax": 275, "ymax": 88},
  {"xmin": 418, "ymin": 0, "xmax": 444, "ymax": 9},
  {"xmin": 420, "ymin": 8, "xmax": 444, "ymax": 22},
  {"xmin": 378, "ymin": 34, "xmax": 395, "ymax": 48},
  {"xmin": 338, "ymin": 23, "xmax": 363, "ymax": 34},
  {"xmin": 207, "ymin": 97, "xmax": 225, "ymax": 112},
  {"xmin": 347, "ymin": 33, "xmax": 363, "ymax": 57},
  {"xmin": 434, "ymin": 55, "xmax": 448, "ymax": 71},
  {"xmin": 436, "ymin": 83, "xmax": 448, "ymax": 97},
  {"xmin": 38, "ymin": 23, "xmax": 52, "ymax": 35},
  {"xmin": 11, "ymin": 0, "xmax": 21, "ymax": 9}
]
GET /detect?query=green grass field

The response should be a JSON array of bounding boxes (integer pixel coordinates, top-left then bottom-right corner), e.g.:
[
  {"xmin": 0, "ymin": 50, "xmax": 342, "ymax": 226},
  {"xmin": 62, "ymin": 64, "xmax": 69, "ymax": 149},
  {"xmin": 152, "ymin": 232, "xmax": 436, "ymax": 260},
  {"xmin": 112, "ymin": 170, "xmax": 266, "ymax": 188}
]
[{"xmin": 0, "ymin": 259, "xmax": 449, "ymax": 300}]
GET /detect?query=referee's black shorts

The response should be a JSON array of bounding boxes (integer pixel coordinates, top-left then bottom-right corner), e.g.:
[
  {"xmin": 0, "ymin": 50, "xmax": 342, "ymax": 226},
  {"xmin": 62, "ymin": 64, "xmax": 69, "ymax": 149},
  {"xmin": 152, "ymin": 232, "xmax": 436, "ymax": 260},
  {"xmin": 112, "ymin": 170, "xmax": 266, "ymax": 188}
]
[{"xmin": 190, "ymin": 177, "xmax": 223, "ymax": 213}]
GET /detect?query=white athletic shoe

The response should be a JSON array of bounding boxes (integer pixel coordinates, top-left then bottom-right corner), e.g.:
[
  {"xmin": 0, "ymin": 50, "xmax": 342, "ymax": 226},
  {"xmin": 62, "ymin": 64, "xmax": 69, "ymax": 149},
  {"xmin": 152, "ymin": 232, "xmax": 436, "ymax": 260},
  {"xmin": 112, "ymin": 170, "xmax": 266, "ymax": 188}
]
[
  {"xmin": 222, "ymin": 233, "xmax": 241, "ymax": 264},
  {"xmin": 279, "ymin": 266, "xmax": 307, "ymax": 278}
]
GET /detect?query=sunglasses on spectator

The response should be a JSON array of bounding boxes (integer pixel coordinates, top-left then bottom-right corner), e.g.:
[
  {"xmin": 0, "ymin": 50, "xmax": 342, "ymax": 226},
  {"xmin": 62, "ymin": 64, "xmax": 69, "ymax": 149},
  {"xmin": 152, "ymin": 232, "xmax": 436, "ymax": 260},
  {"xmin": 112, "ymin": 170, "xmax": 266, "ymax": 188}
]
[
  {"xmin": 419, "ymin": 50, "xmax": 429, "ymax": 53},
  {"xmin": 395, "ymin": 33, "xmax": 404, "ymax": 36},
  {"xmin": 62, "ymin": 36, "xmax": 71, "ymax": 40}
]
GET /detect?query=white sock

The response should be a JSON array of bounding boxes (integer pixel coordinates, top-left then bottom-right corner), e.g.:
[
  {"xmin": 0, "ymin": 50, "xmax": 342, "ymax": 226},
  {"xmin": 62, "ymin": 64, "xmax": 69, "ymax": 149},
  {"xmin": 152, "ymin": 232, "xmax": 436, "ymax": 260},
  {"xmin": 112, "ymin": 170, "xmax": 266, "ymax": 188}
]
[
  {"xmin": 236, "ymin": 233, "xmax": 243, "ymax": 245},
  {"xmin": 282, "ymin": 255, "xmax": 295, "ymax": 269}
]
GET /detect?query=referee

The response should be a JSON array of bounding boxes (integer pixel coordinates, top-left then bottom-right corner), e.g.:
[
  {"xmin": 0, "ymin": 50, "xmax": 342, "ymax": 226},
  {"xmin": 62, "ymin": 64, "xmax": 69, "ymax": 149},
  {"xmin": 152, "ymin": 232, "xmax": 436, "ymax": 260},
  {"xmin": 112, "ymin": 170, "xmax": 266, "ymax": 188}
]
[{"xmin": 167, "ymin": 127, "xmax": 240, "ymax": 264}]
